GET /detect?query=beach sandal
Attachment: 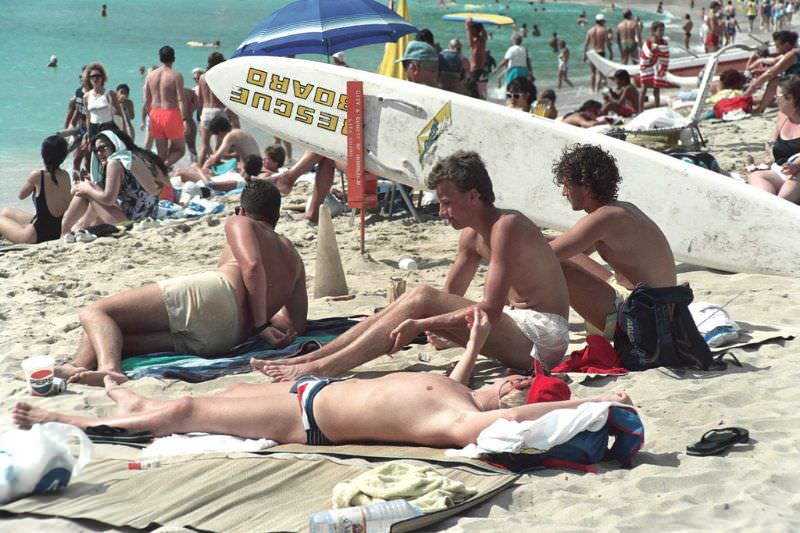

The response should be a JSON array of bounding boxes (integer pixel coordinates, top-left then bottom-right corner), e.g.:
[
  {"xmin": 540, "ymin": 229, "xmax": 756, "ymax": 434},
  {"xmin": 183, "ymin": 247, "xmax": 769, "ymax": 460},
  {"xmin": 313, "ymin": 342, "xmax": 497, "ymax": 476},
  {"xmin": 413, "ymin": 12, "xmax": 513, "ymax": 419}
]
[
  {"xmin": 686, "ymin": 427, "xmax": 749, "ymax": 456},
  {"xmin": 85, "ymin": 424, "xmax": 154, "ymax": 448}
]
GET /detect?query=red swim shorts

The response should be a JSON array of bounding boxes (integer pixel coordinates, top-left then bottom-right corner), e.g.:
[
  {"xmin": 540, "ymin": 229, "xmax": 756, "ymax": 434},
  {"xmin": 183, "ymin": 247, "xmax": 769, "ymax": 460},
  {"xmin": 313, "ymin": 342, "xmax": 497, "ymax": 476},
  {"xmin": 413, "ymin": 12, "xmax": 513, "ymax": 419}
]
[
  {"xmin": 148, "ymin": 107, "xmax": 184, "ymax": 140},
  {"xmin": 705, "ymin": 33, "xmax": 720, "ymax": 48}
]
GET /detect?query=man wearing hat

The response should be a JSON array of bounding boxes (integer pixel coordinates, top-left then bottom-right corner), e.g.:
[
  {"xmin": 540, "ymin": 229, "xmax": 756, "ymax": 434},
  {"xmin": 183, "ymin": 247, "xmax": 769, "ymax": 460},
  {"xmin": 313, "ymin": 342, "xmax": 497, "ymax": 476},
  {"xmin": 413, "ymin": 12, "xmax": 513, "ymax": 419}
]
[
  {"xmin": 396, "ymin": 40, "xmax": 440, "ymax": 87},
  {"xmin": 617, "ymin": 9, "xmax": 640, "ymax": 64},
  {"xmin": 583, "ymin": 13, "xmax": 614, "ymax": 91}
]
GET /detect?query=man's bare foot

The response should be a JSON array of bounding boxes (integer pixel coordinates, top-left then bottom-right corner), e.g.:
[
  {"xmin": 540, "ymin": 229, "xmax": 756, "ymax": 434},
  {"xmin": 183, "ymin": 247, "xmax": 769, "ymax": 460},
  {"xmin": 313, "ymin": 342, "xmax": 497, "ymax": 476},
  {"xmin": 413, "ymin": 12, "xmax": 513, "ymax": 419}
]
[
  {"xmin": 252, "ymin": 358, "xmax": 324, "ymax": 382},
  {"xmin": 103, "ymin": 376, "xmax": 161, "ymax": 414},
  {"xmin": 55, "ymin": 363, "xmax": 88, "ymax": 380},
  {"xmin": 69, "ymin": 369, "xmax": 128, "ymax": 387},
  {"xmin": 12, "ymin": 402, "xmax": 62, "ymax": 429}
]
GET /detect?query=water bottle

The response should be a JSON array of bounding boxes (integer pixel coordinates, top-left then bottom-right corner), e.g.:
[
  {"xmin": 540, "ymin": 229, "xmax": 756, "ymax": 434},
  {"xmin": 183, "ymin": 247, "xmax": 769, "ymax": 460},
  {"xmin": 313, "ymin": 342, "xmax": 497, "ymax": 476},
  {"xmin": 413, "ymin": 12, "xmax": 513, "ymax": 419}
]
[{"xmin": 308, "ymin": 499, "xmax": 423, "ymax": 533}]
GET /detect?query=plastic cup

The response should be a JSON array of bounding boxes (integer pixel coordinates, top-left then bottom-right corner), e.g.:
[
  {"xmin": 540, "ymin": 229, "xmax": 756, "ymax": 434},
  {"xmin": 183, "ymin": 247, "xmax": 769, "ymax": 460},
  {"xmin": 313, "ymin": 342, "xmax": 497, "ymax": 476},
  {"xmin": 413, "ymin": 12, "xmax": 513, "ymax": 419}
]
[
  {"xmin": 388, "ymin": 276, "xmax": 406, "ymax": 304},
  {"xmin": 22, "ymin": 356, "xmax": 55, "ymax": 397},
  {"xmin": 398, "ymin": 255, "xmax": 418, "ymax": 270}
]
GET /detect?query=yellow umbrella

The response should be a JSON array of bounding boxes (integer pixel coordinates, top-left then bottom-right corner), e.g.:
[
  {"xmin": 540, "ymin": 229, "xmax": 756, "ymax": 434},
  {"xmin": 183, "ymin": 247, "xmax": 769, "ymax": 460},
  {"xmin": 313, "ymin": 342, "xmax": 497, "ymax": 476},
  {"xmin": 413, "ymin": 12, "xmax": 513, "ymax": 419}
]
[{"xmin": 377, "ymin": 0, "xmax": 411, "ymax": 80}]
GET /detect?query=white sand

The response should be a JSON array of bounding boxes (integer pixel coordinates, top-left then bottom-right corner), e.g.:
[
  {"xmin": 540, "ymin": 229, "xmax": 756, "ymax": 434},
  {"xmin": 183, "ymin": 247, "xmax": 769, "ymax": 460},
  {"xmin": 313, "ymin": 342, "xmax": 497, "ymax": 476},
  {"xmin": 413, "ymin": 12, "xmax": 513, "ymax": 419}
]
[{"xmin": 2, "ymin": 129, "xmax": 800, "ymax": 530}]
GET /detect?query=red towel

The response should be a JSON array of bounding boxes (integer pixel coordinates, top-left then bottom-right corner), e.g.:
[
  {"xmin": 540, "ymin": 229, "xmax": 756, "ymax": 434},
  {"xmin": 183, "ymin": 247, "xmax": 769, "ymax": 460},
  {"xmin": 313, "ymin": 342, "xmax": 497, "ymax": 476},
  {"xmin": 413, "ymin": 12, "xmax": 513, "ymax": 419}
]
[
  {"xmin": 551, "ymin": 335, "xmax": 628, "ymax": 375},
  {"xmin": 526, "ymin": 360, "xmax": 571, "ymax": 403}
]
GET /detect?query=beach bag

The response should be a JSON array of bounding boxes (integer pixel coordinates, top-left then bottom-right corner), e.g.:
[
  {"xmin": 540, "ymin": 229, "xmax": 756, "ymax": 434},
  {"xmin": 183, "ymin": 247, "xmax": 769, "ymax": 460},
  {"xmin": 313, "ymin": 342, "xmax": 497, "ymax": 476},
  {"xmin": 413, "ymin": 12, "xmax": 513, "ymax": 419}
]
[
  {"xmin": 713, "ymin": 95, "xmax": 753, "ymax": 119},
  {"xmin": 668, "ymin": 151, "xmax": 721, "ymax": 172},
  {"xmin": 613, "ymin": 283, "xmax": 713, "ymax": 371},
  {"xmin": 0, "ymin": 422, "xmax": 93, "ymax": 503},
  {"xmin": 487, "ymin": 406, "xmax": 645, "ymax": 473}
]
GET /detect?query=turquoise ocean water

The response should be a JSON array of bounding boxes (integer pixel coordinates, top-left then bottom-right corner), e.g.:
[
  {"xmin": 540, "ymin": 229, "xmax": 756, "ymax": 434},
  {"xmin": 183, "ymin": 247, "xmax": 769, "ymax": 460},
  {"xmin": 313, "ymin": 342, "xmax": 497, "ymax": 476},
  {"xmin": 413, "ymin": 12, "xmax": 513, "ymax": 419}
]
[{"xmin": 0, "ymin": 0, "xmax": 669, "ymax": 209}]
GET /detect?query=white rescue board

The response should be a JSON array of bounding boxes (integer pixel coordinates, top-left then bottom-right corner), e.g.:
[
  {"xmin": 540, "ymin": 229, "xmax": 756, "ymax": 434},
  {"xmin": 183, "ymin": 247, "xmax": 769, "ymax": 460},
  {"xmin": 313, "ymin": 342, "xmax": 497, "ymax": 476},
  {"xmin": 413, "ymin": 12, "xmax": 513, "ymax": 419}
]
[{"xmin": 206, "ymin": 56, "xmax": 800, "ymax": 277}]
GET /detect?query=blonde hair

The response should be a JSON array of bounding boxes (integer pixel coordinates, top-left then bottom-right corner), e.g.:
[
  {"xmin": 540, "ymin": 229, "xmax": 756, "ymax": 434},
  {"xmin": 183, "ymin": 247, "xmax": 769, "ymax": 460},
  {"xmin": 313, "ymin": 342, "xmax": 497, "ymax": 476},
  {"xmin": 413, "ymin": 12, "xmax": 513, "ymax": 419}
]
[{"xmin": 498, "ymin": 383, "xmax": 530, "ymax": 409}]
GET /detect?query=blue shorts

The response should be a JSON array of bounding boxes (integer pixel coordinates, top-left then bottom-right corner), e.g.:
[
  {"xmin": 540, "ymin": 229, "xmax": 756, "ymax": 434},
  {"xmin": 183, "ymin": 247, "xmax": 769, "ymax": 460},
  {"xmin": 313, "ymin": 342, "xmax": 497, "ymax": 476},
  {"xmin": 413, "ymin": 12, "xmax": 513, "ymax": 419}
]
[{"xmin": 290, "ymin": 376, "xmax": 342, "ymax": 445}]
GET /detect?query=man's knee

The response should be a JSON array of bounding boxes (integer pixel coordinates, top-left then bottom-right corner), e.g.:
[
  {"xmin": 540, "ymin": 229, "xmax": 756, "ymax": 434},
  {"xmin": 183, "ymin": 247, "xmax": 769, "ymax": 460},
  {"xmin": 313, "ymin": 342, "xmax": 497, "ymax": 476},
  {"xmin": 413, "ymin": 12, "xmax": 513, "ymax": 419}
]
[{"xmin": 402, "ymin": 285, "xmax": 442, "ymax": 314}]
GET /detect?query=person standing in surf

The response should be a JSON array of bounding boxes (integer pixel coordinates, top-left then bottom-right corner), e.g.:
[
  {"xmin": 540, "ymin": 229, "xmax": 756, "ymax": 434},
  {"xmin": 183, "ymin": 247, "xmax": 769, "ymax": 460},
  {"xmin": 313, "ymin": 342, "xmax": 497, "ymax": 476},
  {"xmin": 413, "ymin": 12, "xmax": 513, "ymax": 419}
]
[
  {"xmin": 638, "ymin": 21, "xmax": 670, "ymax": 111},
  {"xmin": 142, "ymin": 45, "xmax": 187, "ymax": 168},
  {"xmin": 583, "ymin": 14, "xmax": 614, "ymax": 92},
  {"xmin": 549, "ymin": 144, "xmax": 676, "ymax": 340}
]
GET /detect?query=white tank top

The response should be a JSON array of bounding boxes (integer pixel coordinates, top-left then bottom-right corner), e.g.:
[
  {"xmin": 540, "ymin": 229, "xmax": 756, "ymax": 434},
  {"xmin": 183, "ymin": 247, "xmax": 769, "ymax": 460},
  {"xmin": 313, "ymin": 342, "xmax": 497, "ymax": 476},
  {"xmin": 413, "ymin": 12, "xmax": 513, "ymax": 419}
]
[{"xmin": 87, "ymin": 91, "xmax": 114, "ymax": 124}]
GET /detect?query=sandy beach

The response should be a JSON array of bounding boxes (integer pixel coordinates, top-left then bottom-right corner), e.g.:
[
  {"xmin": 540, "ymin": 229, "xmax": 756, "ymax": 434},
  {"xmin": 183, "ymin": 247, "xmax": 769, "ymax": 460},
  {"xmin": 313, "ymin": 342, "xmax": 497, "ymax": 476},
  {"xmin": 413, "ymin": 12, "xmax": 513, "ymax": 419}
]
[
  {"xmin": 3, "ymin": 0, "xmax": 800, "ymax": 529},
  {"xmin": 2, "ymin": 108, "xmax": 800, "ymax": 531}
]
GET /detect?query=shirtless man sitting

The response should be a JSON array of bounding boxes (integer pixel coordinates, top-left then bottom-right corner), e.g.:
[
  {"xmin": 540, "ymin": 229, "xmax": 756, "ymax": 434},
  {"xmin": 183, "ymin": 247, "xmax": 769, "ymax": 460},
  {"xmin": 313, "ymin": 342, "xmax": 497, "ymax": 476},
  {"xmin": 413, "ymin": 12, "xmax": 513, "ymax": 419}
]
[
  {"xmin": 255, "ymin": 150, "xmax": 570, "ymax": 382},
  {"xmin": 143, "ymin": 46, "xmax": 187, "ymax": 168},
  {"xmin": 173, "ymin": 115, "xmax": 260, "ymax": 188},
  {"xmin": 549, "ymin": 144, "xmax": 676, "ymax": 339},
  {"xmin": 56, "ymin": 180, "xmax": 308, "ymax": 386},
  {"xmin": 601, "ymin": 70, "xmax": 640, "ymax": 118},
  {"xmin": 15, "ymin": 307, "xmax": 630, "ymax": 448}
]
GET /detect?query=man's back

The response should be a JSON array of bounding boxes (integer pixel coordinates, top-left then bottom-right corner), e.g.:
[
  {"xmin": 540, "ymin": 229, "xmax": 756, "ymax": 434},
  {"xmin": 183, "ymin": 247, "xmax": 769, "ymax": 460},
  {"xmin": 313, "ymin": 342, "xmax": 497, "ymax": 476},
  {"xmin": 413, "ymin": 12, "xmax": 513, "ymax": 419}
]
[
  {"xmin": 586, "ymin": 26, "xmax": 610, "ymax": 51},
  {"xmin": 217, "ymin": 217, "xmax": 306, "ymax": 333},
  {"xmin": 198, "ymin": 74, "xmax": 224, "ymax": 109},
  {"xmin": 226, "ymin": 129, "xmax": 261, "ymax": 161},
  {"xmin": 585, "ymin": 201, "xmax": 676, "ymax": 288},
  {"xmin": 618, "ymin": 20, "xmax": 637, "ymax": 42},
  {"xmin": 145, "ymin": 66, "xmax": 182, "ymax": 109}
]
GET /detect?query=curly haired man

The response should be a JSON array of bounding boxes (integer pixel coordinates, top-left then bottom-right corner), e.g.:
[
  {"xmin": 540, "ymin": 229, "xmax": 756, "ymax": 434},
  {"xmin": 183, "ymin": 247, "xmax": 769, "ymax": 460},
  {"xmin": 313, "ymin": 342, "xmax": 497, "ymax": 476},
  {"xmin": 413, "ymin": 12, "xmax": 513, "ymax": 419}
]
[{"xmin": 548, "ymin": 144, "xmax": 676, "ymax": 339}]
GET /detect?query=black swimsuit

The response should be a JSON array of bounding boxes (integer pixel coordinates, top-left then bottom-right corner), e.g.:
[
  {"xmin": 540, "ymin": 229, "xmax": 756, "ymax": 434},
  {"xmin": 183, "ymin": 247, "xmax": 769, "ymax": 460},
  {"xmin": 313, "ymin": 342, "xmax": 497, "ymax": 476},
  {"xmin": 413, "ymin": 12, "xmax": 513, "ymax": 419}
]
[
  {"xmin": 31, "ymin": 170, "xmax": 63, "ymax": 243},
  {"xmin": 772, "ymin": 119, "xmax": 800, "ymax": 165}
]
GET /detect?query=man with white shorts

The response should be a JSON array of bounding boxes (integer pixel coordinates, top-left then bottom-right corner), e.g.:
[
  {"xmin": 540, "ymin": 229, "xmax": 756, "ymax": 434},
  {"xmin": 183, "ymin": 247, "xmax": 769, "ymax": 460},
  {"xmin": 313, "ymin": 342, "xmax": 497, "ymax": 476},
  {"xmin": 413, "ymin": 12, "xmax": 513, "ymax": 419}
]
[{"xmin": 255, "ymin": 150, "xmax": 570, "ymax": 382}]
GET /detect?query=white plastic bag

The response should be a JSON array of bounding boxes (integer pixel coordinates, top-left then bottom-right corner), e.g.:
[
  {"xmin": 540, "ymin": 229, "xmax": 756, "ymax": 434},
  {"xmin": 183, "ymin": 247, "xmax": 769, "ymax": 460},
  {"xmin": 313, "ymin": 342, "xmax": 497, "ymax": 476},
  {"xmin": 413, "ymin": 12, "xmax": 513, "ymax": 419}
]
[{"xmin": 0, "ymin": 422, "xmax": 93, "ymax": 503}]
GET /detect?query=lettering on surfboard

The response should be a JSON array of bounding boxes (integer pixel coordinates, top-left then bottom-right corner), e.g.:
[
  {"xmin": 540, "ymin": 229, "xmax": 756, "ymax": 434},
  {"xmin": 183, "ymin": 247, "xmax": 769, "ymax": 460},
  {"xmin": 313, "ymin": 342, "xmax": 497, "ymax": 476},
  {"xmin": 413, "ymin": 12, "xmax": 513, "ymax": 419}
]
[
  {"xmin": 417, "ymin": 102, "xmax": 452, "ymax": 165},
  {"xmin": 228, "ymin": 68, "xmax": 348, "ymax": 135}
]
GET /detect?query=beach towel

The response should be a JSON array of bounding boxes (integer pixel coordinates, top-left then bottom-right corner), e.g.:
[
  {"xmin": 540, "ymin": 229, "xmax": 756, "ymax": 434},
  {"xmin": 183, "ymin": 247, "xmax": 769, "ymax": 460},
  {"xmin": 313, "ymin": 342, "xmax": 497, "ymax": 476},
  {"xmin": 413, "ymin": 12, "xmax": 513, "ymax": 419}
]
[
  {"xmin": 122, "ymin": 316, "xmax": 360, "ymax": 382},
  {"xmin": 331, "ymin": 461, "xmax": 478, "ymax": 512},
  {"xmin": 639, "ymin": 38, "xmax": 670, "ymax": 88}
]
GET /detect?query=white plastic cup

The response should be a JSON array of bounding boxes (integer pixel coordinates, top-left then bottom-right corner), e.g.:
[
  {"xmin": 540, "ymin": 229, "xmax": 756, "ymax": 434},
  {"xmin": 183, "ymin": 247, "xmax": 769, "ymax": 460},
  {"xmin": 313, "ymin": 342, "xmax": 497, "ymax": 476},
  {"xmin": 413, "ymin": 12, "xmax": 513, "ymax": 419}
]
[
  {"xmin": 398, "ymin": 255, "xmax": 418, "ymax": 270},
  {"xmin": 21, "ymin": 356, "xmax": 55, "ymax": 397}
]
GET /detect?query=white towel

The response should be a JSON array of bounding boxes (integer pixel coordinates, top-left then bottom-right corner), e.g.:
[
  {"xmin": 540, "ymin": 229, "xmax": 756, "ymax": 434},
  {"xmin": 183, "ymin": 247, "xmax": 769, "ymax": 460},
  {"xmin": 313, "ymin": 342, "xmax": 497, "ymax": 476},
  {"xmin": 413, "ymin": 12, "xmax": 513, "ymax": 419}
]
[{"xmin": 141, "ymin": 433, "xmax": 277, "ymax": 458}]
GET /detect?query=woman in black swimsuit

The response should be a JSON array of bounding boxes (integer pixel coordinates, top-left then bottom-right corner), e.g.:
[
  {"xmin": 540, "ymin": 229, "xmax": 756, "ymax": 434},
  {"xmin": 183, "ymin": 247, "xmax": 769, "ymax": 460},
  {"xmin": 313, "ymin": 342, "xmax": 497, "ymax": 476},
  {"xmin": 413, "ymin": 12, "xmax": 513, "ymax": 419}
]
[
  {"xmin": 0, "ymin": 136, "xmax": 70, "ymax": 244},
  {"xmin": 747, "ymin": 75, "xmax": 800, "ymax": 203}
]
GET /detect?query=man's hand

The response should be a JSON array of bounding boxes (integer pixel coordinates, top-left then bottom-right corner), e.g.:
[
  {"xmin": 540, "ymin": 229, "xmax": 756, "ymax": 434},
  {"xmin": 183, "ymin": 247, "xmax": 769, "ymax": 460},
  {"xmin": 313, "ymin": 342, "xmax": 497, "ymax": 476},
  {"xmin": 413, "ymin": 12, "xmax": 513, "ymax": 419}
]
[
  {"xmin": 426, "ymin": 332, "xmax": 459, "ymax": 350},
  {"xmin": 465, "ymin": 307, "xmax": 491, "ymax": 352},
  {"xmin": 260, "ymin": 326, "xmax": 296, "ymax": 349},
  {"xmin": 389, "ymin": 319, "xmax": 421, "ymax": 354}
]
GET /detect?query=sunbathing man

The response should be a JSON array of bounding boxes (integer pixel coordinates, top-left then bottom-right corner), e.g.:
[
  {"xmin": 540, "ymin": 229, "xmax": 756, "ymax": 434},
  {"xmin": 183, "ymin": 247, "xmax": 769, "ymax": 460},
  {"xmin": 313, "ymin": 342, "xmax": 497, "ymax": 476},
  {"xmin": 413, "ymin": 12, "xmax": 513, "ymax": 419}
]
[
  {"xmin": 14, "ymin": 308, "xmax": 630, "ymax": 448},
  {"xmin": 549, "ymin": 144, "xmax": 676, "ymax": 339},
  {"xmin": 255, "ymin": 150, "xmax": 570, "ymax": 382},
  {"xmin": 56, "ymin": 180, "xmax": 308, "ymax": 386}
]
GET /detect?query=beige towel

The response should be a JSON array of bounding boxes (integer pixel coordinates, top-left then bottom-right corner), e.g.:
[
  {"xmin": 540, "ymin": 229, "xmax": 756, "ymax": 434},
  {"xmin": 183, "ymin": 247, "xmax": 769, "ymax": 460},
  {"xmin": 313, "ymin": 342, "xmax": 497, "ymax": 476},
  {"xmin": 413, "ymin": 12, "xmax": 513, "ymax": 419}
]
[{"xmin": 331, "ymin": 461, "xmax": 478, "ymax": 512}]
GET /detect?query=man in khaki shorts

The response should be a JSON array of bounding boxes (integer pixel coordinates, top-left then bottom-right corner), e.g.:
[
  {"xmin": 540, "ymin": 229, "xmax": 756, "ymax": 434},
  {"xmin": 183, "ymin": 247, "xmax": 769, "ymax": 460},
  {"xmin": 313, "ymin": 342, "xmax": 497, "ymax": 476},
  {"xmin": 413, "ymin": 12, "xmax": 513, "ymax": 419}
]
[{"xmin": 56, "ymin": 180, "xmax": 308, "ymax": 386}]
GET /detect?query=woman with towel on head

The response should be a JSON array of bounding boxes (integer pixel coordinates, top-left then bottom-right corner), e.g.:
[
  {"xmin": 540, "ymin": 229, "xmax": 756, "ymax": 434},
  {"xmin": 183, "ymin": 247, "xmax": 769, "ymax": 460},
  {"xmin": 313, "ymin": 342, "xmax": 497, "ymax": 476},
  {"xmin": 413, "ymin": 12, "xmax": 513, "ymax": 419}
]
[
  {"xmin": 0, "ymin": 136, "xmax": 70, "ymax": 244},
  {"xmin": 61, "ymin": 130, "xmax": 169, "ymax": 234}
]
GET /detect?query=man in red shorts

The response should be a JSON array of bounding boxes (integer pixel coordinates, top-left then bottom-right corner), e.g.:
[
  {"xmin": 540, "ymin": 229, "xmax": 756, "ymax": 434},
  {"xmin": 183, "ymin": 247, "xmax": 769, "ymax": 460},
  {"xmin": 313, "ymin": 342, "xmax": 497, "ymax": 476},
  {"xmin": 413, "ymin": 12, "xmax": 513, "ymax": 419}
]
[{"xmin": 143, "ymin": 45, "xmax": 187, "ymax": 167}]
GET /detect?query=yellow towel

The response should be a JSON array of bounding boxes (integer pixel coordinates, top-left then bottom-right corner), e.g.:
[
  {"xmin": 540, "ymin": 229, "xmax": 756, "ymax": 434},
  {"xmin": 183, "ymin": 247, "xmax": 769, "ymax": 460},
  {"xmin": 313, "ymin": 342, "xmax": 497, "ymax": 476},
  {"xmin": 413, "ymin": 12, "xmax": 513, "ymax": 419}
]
[{"xmin": 331, "ymin": 461, "xmax": 478, "ymax": 512}]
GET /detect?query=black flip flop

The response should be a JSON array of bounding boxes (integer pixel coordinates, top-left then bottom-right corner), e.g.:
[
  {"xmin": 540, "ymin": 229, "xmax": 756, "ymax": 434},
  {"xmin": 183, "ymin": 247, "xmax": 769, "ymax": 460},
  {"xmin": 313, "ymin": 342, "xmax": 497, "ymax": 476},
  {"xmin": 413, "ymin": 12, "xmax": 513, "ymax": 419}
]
[
  {"xmin": 85, "ymin": 424, "xmax": 154, "ymax": 448},
  {"xmin": 686, "ymin": 427, "xmax": 749, "ymax": 456}
]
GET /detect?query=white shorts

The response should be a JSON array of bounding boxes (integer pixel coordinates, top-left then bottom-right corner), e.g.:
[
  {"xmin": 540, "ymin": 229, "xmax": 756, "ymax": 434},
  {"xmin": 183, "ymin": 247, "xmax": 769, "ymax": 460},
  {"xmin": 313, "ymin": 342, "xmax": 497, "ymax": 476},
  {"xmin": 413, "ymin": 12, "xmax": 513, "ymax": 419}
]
[
  {"xmin": 503, "ymin": 307, "xmax": 569, "ymax": 370},
  {"xmin": 200, "ymin": 107, "xmax": 227, "ymax": 130},
  {"xmin": 210, "ymin": 170, "xmax": 246, "ymax": 187}
]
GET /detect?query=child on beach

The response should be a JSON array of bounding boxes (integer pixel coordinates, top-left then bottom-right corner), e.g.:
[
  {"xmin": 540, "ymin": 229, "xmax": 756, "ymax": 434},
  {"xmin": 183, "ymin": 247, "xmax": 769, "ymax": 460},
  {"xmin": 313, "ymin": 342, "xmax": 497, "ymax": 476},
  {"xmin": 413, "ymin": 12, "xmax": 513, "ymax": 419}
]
[
  {"xmin": 0, "ymin": 136, "xmax": 70, "ymax": 244},
  {"xmin": 639, "ymin": 21, "xmax": 670, "ymax": 112}
]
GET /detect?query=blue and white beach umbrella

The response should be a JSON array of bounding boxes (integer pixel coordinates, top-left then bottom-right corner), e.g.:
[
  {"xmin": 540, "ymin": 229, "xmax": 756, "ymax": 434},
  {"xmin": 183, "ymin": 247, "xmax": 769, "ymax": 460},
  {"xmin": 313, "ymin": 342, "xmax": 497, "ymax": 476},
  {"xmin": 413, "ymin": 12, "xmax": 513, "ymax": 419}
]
[{"xmin": 233, "ymin": 0, "xmax": 419, "ymax": 57}]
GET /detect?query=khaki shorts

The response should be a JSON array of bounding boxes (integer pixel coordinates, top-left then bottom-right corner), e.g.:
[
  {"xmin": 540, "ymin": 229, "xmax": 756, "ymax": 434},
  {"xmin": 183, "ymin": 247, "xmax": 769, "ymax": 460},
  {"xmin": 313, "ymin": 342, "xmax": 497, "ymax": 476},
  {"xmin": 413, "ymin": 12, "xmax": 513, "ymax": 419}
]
[
  {"xmin": 586, "ymin": 276, "xmax": 633, "ymax": 339},
  {"xmin": 503, "ymin": 307, "xmax": 569, "ymax": 370},
  {"xmin": 158, "ymin": 271, "xmax": 242, "ymax": 355}
]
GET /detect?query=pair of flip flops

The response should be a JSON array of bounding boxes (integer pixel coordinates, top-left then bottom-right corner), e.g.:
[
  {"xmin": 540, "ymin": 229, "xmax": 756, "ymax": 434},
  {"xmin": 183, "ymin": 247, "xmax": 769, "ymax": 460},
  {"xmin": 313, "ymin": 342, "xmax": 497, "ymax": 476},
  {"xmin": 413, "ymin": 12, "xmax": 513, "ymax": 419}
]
[{"xmin": 686, "ymin": 427, "xmax": 749, "ymax": 456}]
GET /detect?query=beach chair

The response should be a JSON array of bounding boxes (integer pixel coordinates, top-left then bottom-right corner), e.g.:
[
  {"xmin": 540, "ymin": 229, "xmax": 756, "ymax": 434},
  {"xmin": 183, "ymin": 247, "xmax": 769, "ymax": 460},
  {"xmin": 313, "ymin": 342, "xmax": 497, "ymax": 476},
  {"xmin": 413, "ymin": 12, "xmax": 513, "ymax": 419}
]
[{"xmin": 612, "ymin": 43, "xmax": 758, "ymax": 151}]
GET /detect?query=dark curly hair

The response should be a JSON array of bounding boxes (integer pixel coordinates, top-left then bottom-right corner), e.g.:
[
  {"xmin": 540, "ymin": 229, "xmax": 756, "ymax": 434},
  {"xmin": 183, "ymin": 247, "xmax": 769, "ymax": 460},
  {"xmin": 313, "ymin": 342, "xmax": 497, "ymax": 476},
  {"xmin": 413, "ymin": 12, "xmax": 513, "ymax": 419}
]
[
  {"xmin": 551, "ymin": 144, "xmax": 620, "ymax": 204},
  {"xmin": 241, "ymin": 179, "xmax": 281, "ymax": 226},
  {"xmin": 426, "ymin": 150, "xmax": 495, "ymax": 205}
]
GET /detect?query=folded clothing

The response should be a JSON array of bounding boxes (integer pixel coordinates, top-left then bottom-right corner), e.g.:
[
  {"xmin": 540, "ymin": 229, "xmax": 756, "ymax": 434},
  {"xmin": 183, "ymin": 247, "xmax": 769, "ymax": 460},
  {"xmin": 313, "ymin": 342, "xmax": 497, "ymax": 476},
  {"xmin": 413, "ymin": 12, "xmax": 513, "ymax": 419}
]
[{"xmin": 332, "ymin": 461, "xmax": 478, "ymax": 513}]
